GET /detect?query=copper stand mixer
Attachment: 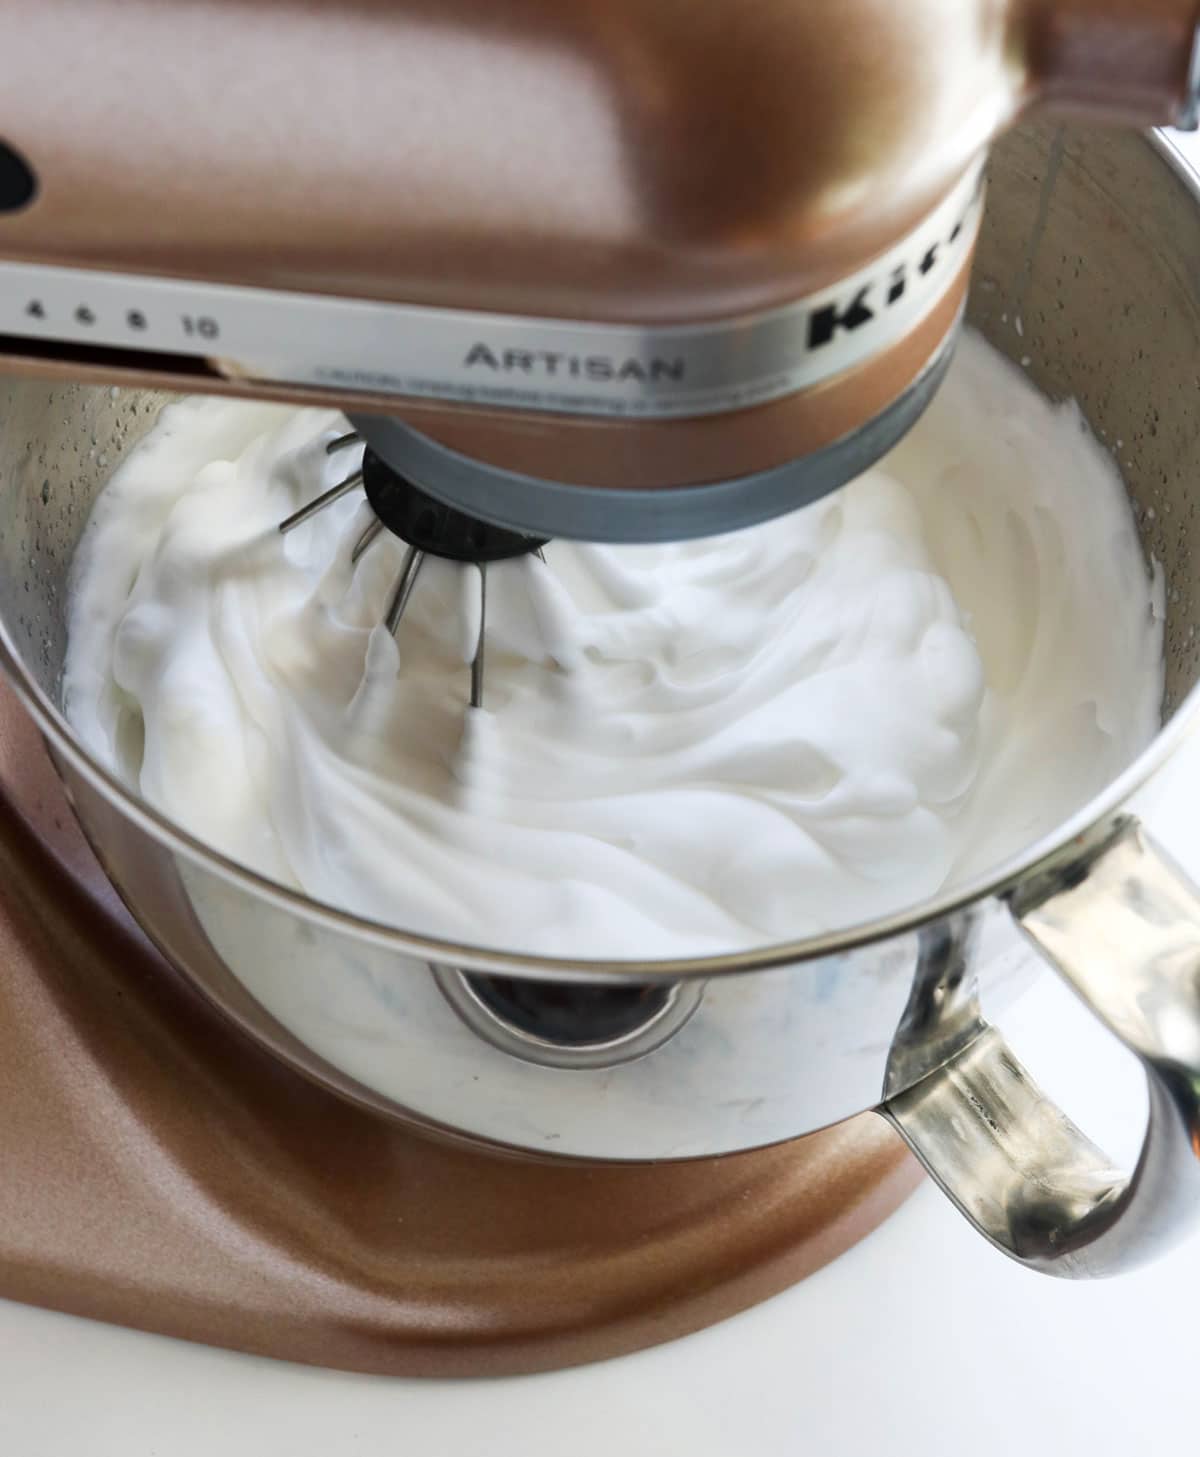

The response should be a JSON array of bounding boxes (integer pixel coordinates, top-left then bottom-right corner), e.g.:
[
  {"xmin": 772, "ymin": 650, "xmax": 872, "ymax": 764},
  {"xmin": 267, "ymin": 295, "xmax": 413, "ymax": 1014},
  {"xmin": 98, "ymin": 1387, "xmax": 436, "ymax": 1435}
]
[{"xmin": 3, "ymin": 0, "xmax": 1200, "ymax": 1375}]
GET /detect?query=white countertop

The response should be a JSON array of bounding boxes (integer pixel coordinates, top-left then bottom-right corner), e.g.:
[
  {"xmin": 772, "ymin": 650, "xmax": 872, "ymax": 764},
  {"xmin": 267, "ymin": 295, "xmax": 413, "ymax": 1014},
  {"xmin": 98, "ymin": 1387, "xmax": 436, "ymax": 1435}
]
[{"xmin": 5, "ymin": 128, "xmax": 1200, "ymax": 1457}]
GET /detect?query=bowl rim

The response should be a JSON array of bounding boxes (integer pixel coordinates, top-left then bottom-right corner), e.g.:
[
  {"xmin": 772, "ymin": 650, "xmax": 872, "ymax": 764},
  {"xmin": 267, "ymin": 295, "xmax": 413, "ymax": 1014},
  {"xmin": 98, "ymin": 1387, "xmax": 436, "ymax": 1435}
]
[{"xmin": 1, "ymin": 127, "xmax": 1196, "ymax": 985}]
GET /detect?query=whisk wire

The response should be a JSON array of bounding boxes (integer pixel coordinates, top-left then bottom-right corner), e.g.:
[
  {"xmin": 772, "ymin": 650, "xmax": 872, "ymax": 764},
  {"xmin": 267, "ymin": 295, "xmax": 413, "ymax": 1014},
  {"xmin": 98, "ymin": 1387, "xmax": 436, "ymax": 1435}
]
[
  {"xmin": 351, "ymin": 515, "xmax": 386, "ymax": 564},
  {"xmin": 278, "ymin": 469, "xmax": 364, "ymax": 535},
  {"xmin": 470, "ymin": 563, "xmax": 487, "ymax": 710},
  {"xmin": 385, "ymin": 545, "xmax": 428, "ymax": 636},
  {"xmin": 325, "ymin": 431, "xmax": 361, "ymax": 455}
]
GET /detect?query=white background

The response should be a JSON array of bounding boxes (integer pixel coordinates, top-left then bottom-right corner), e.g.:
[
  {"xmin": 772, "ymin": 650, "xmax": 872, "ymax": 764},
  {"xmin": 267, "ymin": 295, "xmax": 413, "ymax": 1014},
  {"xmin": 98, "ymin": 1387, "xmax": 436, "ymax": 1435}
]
[{"xmin": 4, "ymin": 131, "xmax": 1200, "ymax": 1456}]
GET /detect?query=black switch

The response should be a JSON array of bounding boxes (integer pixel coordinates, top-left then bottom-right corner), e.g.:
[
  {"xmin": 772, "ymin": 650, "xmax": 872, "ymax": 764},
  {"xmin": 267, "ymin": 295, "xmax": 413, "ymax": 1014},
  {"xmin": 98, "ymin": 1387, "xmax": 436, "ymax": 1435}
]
[{"xmin": 0, "ymin": 140, "xmax": 36, "ymax": 213}]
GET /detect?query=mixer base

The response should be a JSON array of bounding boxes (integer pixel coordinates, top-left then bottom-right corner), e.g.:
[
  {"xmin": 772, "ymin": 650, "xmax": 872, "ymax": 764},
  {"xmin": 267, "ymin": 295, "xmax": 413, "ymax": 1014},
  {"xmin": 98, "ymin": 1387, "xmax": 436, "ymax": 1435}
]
[{"xmin": 0, "ymin": 682, "xmax": 918, "ymax": 1377}]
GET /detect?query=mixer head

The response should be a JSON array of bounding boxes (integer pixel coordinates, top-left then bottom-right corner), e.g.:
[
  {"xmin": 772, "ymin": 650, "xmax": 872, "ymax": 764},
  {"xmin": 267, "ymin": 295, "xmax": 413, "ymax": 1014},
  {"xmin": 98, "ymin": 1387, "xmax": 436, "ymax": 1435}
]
[{"xmin": 0, "ymin": 0, "xmax": 1198, "ymax": 543}]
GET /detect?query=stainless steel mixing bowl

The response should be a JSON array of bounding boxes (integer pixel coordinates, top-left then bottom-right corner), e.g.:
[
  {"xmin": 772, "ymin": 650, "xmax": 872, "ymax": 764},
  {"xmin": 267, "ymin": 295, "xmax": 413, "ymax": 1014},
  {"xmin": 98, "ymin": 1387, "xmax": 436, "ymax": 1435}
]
[{"xmin": 3, "ymin": 120, "xmax": 1200, "ymax": 1278}]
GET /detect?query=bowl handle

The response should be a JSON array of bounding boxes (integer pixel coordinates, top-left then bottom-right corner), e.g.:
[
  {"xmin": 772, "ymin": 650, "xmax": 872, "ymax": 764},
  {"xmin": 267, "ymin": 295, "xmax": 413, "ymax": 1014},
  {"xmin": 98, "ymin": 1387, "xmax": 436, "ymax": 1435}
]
[{"xmin": 880, "ymin": 816, "xmax": 1200, "ymax": 1277}]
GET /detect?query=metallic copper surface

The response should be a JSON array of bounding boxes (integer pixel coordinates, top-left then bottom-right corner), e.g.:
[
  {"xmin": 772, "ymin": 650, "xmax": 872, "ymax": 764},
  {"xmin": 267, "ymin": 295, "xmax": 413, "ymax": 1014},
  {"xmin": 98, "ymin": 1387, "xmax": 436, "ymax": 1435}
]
[
  {"xmin": 1026, "ymin": 0, "xmax": 1200, "ymax": 119},
  {"xmin": 1, "ymin": 2, "xmax": 1195, "ymax": 499},
  {"xmin": 0, "ymin": 1, "xmax": 1191, "ymax": 318},
  {"xmin": 0, "ymin": 0, "xmax": 1026, "ymax": 319},
  {"xmin": 0, "ymin": 680, "xmax": 919, "ymax": 1377},
  {"xmin": 0, "ymin": 250, "xmax": 972, "ymax": 491}
]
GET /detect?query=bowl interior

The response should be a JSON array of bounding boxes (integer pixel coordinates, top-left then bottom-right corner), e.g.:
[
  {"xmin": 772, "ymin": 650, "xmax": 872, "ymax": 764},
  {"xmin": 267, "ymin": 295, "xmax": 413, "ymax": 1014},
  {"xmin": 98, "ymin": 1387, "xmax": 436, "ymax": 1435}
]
[{"xmin": 0, "ymin": 120, "xmax": 1198, "ymax": 955}]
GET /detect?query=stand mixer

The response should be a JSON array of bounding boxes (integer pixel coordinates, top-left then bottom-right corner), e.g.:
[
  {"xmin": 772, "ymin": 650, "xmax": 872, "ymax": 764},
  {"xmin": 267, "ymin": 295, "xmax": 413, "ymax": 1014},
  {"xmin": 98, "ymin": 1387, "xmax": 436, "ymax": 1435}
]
[{"xmin": 4, "ymin": 0, "xmax": 1200, "ymax": 1376}]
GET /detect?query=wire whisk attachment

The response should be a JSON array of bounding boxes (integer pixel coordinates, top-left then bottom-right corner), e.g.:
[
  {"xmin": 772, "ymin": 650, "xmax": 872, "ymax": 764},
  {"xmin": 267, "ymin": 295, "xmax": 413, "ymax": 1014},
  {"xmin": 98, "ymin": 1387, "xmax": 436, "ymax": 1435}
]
[{"xmin": 278, "ymin": 432, "xmax": 547, "ymax": 708}]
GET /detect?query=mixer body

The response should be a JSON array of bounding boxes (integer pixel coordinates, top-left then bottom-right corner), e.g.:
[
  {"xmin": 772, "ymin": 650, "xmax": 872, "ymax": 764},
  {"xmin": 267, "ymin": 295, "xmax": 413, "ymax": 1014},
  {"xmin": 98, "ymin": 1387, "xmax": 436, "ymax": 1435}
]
[
  {"xmin": 3, "ymin": 8, "xmax": 1200, "ymax": 1277},
  {"xmin": 0, "ymin": 0, "xmax": 1197, "ymax": 536}
]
